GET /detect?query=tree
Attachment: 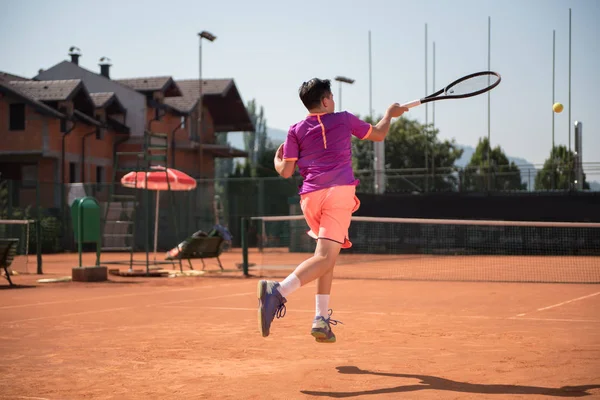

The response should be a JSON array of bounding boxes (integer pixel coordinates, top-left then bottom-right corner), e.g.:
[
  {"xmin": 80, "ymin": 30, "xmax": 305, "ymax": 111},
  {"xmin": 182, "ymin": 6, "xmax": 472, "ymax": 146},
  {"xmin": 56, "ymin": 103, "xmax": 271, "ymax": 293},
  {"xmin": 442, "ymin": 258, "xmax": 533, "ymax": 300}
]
[
  {"xmin": 215, "ymin": 98, "xmax": 267, "ymax": 179},
  {"xmin": 214, "ymin": 130, "xmax": 234, "ymax": 179},
  {"xmin": 463, "ymin": 137, "xmax": 526, "ymax": 191},
  {"xmin": 352, "ymin": 116, "xmax": 464, "ymax": 193},
  {"xmin": 243, "ymin": 99, "xmax": 268, "ymax": 175},
  {"xmin": 534, "ymin": 145, "xmax": 590, "ymax": 190}
]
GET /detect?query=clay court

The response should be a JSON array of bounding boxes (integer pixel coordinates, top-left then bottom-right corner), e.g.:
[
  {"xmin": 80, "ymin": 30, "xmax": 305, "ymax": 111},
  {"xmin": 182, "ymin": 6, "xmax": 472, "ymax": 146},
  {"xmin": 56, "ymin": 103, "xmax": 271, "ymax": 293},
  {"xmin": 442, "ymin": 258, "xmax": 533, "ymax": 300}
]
[{"xmin": 0, "ymin": 251, "xmax": 599, "ymax": 399}]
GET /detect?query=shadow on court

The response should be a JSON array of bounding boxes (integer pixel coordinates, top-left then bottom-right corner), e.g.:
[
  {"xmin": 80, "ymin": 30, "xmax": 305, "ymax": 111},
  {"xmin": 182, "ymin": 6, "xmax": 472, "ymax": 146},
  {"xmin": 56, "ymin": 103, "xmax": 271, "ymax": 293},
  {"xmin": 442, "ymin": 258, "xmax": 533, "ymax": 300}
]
[
  {"xmin": 0, "ymin": 284, "xmax": 37, "ymax": 290},
  {"xmin": 301, "ymin": 366, "xmax": 600, "ymax": 398}
]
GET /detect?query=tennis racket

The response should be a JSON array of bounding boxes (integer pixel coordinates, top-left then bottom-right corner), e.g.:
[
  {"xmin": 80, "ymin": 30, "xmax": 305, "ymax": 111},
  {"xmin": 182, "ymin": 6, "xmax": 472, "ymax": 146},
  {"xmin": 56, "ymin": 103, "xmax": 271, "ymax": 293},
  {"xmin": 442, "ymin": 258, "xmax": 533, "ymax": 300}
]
[{"xmin": 401, "ymin": 71, "xmax": 501, "ymax": 109}]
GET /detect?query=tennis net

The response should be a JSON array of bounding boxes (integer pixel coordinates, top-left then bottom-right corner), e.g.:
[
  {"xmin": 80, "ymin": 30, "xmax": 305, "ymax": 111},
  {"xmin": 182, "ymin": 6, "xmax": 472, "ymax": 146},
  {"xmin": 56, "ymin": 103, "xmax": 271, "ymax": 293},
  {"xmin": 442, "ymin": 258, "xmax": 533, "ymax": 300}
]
[{"xmin": 241, "ymin": 216, "xmax": 600, "ymax": 283}]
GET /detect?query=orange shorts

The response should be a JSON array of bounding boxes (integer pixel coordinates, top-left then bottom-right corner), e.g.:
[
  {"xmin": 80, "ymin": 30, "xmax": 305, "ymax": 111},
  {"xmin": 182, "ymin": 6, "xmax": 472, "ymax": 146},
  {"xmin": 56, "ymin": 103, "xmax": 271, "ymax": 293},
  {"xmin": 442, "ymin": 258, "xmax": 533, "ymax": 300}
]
[{"xmin": 299, "ymin": 185, "xmax": 360, "ymax": 249}]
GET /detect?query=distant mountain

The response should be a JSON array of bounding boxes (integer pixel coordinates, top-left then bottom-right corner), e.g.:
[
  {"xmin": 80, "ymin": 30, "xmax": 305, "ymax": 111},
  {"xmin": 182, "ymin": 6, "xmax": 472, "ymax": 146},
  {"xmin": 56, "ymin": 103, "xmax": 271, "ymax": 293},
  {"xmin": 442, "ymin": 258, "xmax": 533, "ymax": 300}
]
[{"xmin": 267, "ymin": 127, "xmax": 287, "ymax": 145}]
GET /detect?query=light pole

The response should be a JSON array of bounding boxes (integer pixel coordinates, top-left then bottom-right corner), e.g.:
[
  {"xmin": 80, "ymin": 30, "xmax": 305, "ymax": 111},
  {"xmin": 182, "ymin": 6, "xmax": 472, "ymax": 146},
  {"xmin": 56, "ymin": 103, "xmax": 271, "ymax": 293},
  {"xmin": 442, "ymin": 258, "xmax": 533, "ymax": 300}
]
[
  {"xmin": 198, "ymin": 30, "xmax": 216, "ymax": 178},
  {"xmin": 334, "ymin": 76, "xmax": 355, "ymax": 112}
]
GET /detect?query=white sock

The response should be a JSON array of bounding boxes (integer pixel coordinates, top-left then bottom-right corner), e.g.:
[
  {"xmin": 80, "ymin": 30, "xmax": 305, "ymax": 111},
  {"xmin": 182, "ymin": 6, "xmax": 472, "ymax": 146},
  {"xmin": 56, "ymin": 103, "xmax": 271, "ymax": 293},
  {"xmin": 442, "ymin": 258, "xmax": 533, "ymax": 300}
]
[
  {"xmin": 315, "ymin": 294, "xmax": 330, "ymax": 318},
  {"xmin": 278, "ymin": 273, "xmax": 301, "ymax": 298}
]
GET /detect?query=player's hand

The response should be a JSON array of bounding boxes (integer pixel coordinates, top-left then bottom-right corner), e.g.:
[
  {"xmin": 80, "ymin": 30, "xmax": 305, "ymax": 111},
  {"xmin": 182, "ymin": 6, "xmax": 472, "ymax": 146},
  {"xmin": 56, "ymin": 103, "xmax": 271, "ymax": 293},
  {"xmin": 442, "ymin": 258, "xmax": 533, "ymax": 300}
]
[{"xmin": 386, "ymin": 103, "xmax": 409, "ymax": 119}]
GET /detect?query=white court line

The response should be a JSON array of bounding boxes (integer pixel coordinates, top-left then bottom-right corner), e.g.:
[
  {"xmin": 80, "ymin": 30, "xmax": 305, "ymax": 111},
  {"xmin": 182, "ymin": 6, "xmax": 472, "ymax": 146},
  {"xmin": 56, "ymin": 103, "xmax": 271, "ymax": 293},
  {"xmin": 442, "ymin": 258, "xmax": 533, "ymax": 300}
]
[
  {"xmin": 153, "ymin": 291, "xmax": 255, "ymax": 306},
  {"xmin": 0, "ymin": 280, "xmax": 350, "ymax": 311},
  {"xmin": 0, "ymin": 291, "xmax": 255, "ymax": 325},
  {"xmin": 514, "ymin": 291, "xmax": 600, "ymax": 317},
  {"xmin": 11, "ymin": 396, "xmax": 51, "ymax": 400},
  {"xmin": 1, "ymin": 307, "xmax": 132, "ymax": 324},
  {"xmin": 0, "ymin": 281, "xmax": 250, "ymax": 310},
  {"xmin": 509, "ymin": 317, "xmax": 600, "ymax": 323}
]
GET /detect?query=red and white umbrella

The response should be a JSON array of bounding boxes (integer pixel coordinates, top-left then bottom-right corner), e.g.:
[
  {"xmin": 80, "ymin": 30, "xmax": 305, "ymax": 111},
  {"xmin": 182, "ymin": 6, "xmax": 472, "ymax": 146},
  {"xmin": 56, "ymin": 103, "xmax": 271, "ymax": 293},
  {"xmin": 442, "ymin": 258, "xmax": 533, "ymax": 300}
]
[
  {"xmin": 121, "ymin": 166, "xmax": 197, "ymax": 261},
  {"xmin": 121, "ymin": 165, "xmax": 197, "ymax": 191}
]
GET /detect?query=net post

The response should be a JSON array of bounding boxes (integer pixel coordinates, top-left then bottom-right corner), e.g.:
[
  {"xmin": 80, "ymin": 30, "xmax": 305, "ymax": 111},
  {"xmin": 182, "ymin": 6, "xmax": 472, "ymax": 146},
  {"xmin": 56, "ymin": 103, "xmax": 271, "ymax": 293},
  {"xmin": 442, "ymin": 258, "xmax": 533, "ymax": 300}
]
[
  {"xmin": 241, "ymin": 217, "xmax": 249, "ymax": 276},
  {"xmin": 78, "ymin": 198, "xmax": 83, "ymax": 268},
  {"xmin": 35, "ymin": 178, "xmax": 43, "ymax": 274}
]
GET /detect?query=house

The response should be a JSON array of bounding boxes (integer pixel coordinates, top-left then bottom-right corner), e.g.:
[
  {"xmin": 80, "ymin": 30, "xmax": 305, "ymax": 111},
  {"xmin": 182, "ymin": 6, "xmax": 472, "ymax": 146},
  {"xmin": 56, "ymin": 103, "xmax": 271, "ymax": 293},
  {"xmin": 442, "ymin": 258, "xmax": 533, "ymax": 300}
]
[
  {"xmin": 116, "ymin": 76, "xmax": 252, "ymax": 178},
  {"xmin": 0, "ymin": 75, "xmax": 128, "ymax": 209},
  {"xmin": 1, "ymin": 47, "xmax": 253, "ymax": 212}
]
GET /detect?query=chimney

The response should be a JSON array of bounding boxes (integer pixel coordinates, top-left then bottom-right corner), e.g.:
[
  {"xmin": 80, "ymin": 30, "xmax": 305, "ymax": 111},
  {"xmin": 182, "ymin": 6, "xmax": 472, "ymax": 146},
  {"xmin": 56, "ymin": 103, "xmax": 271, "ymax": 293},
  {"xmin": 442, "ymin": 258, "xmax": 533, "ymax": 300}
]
[
  {"xmin": 99, "ymin": 57, "xmax": 112, "ymax": 79},
  {"xmin": 68, "ymin": 46, "xmax": 81, "ymax": 65}
]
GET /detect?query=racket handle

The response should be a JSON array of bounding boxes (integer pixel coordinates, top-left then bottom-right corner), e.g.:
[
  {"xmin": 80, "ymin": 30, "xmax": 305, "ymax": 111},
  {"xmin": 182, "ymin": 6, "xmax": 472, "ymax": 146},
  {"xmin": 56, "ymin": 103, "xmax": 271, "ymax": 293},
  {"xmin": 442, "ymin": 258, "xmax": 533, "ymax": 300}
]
[{"xmin": 400, "ymin": 99, "xmax": 421, "ymax": 109}]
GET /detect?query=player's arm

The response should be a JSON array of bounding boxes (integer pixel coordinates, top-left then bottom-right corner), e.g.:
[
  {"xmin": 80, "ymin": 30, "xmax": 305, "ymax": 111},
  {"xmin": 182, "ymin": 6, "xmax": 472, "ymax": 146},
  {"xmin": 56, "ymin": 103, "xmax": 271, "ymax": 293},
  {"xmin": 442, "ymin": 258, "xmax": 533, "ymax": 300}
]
[
  {"xmin": 367, "ymin": 103, "xmax": 409, "ymax": 142},
  {"xmin": 274, "ymin": 143, "xmax": 296, "ymax": 179}
]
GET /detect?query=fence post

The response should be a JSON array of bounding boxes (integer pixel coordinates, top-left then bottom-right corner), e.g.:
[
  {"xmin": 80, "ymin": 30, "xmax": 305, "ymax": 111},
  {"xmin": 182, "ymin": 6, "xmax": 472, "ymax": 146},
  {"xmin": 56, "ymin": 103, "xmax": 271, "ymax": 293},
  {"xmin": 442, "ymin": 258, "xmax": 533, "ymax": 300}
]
[
  {"xmin": 241, "ymin": 217, "xmax": 249, "ymax": 276},
  {"xmin": 36, "ymin": 177, "xmax": 43, "ymax": 274},
  {"xmin": 258, "ymin": 178, "xmax": 265, "ymax": 217}
]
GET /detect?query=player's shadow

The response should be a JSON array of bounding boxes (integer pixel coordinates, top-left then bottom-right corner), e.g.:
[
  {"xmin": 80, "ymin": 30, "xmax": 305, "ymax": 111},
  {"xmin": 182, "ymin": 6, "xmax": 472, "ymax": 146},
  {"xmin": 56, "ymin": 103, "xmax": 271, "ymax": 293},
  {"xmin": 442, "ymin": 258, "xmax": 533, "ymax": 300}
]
[{"xmin": 301, "ymin": 366, "xmax": 600, "ymax": 398}]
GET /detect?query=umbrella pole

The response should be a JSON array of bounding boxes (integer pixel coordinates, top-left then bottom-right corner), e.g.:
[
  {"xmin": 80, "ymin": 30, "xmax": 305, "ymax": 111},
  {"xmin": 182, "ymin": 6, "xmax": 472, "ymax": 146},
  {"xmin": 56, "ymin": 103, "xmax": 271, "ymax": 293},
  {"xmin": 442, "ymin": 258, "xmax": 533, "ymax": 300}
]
[{"xmin": 154, "ymin": 191, "xmax": 160, "ymax": 263}]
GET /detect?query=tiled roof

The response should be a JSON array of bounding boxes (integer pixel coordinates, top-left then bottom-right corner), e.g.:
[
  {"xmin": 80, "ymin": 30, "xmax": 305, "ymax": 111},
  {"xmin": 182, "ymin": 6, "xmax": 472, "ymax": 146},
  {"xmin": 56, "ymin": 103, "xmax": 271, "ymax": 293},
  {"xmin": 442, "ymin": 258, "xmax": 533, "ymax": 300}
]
[
  {"xmin": 164, "ymin": 79, "xmax": 232, "ymax": 113},
  {"xmin": 8, "ymin": 79, "xmax": 82, "ymax": 101},
  {"xmin": 0, "ymin": 71, "xmax": 30, "ymax": 82},
  {"xmin": 115, "ymin": 76, "xmax": 181, "ymax": 96},
  {"xmin": 90, "ymin": 92, "xmax": 115, "ymax": 107},
  {"xmin": 0, "ymin": 81, "xmax": 65, "ymax": 118}
]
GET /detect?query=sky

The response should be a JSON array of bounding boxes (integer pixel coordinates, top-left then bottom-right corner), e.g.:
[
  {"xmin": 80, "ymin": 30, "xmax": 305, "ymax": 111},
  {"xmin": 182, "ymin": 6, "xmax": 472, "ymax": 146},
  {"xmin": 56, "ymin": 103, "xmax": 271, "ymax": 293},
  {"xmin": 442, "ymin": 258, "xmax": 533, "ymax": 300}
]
[{"xmin": 1, "ymin": 0, "xmax": 599, "ymax": 170}]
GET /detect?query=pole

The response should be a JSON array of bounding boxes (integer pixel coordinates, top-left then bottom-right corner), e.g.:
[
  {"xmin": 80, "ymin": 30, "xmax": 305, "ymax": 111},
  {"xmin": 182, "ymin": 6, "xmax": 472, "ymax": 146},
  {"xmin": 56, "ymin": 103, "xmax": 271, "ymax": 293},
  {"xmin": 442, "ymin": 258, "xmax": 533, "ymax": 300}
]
[
  {"xmin": 487, "ymin": 16, "xmax": 492, "ymax": 191},
  {"xmin": 241, "ymin": 217, "xmax": 249, "ymax": 276},
  {"xmin": 78, "ymin": 199, "xmax": 82, "ymax": 267},
  {"xmin": 432, "ymin": 41, "xmax": 436, "ymax": 129},
  {"xmin": 425, "ymin": 23, "xmax": 428, "ymax": 126},
  {"xmin": 198, "ymin": 37, "xmax": 204, "ymax": 178},
  {"xmin": 368, "ymin": 30, "xmax": 372, "ymax": 121},
  {"xmin": 552, "ymin": 29, "xmax": 556, "ymax": 189},
  {"xmin": 568, "ymin": 8, "xmax": 572, "ymax": 153},
  {"xmin": 424, "ymin": 23, "xmax": 428, "ymax": 192},
  {"xmin": 369, "ymin": 31, "xmax": 383, "ymax": 193},
  {"xmin": 568, "ymin": 8, "xmax": 573, "ymax": 190},
  {"xmin": 153, "ymin": 191, "xmax": 160, "ymax": 262},
  {"xmin": 35, "ymin": 173, "xmax": 42, "ymax": 274},
  {"xmin": 432, "ymin": 41, "xmax": 436, "ymax": 189}
]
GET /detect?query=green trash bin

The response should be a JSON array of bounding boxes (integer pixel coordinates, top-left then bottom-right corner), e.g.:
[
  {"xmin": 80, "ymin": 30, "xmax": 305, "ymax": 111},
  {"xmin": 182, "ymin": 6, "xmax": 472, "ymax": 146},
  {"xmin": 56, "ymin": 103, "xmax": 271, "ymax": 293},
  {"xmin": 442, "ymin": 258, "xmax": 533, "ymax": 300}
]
[{"xmin": 70, "ymin": 197, "xmax": 101, "ymax": 268}]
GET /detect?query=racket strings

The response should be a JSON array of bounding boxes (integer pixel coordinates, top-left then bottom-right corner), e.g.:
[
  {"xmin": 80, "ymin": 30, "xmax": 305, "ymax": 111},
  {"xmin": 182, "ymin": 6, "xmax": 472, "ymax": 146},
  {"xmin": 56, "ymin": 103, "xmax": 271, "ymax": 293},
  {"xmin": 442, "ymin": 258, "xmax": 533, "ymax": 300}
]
[{"xmin": 445, "ymin": 74, "xmax": 500, "ymax": 96}]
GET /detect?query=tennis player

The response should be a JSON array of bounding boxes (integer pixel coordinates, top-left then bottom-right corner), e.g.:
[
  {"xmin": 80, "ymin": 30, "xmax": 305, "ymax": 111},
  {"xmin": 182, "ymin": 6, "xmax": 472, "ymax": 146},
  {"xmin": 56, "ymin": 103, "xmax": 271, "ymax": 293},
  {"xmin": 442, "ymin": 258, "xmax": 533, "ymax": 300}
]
[{"xmin": 258, "ymin": 78, "xmax": 408, "ymax": 342}]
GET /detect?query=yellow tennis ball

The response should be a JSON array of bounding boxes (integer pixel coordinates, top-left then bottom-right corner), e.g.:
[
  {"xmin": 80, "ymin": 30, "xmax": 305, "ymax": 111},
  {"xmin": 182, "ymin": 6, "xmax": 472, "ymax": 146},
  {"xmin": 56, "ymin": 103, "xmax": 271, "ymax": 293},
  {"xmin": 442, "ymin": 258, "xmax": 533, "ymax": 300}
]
[{"xmin": 553, "ymin": 102, "xmax": 564, "ymax": 113}]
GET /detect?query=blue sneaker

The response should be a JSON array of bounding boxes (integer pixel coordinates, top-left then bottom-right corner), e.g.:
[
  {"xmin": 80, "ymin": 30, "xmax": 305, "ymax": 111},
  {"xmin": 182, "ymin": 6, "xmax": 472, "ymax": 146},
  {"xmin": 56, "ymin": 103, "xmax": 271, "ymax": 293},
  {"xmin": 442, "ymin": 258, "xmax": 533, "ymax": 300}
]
[
  {"xmin": 257, "ymin": 280, "xmax": 287, "ymax": 337},
  {"xmin": 311, "ymin": 309, "xmax": 342, "ymax": 343}
]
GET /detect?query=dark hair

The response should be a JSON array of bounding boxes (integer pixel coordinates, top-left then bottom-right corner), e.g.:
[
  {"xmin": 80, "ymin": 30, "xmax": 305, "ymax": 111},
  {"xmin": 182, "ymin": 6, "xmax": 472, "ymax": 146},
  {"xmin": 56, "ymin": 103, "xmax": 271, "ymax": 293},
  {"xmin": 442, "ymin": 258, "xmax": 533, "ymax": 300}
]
[{"xmin": 298, "ymin": 78, "xmax": 332, "ymax": 110}]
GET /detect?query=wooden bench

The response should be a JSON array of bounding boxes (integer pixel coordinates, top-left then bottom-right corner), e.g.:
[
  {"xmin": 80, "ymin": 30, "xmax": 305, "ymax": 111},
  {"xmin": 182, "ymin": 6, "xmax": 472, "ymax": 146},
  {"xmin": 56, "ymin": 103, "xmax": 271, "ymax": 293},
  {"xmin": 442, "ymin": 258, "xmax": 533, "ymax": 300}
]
[
  {"xmin": 0, "ymin": 238, "xmax": 19, "ymax": 286},
  {"xmin": 166, "ymin": 236, "xmax": 226, "ymax": 272}
]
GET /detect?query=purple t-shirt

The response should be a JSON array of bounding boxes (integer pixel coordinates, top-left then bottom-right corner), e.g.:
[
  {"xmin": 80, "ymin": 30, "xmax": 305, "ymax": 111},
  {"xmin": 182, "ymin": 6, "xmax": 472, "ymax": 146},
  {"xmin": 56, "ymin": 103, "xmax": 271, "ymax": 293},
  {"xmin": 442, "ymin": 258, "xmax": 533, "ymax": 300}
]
[{"xmin": 283, "ymin": 111, "xmax": 373, "ymax": 195}]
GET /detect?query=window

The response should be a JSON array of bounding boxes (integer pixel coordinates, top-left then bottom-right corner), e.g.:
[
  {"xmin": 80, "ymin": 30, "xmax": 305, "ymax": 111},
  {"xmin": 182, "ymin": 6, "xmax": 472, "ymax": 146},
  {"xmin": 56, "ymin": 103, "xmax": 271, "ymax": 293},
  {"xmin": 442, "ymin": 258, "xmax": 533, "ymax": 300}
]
[
  {"xmin": 96, "ymin": 166, "xmax": 104, "ymax": 183},
  {"xmin": 180, "ymin": 116, "xmax": 186, "ymax": 129},
  {"xmin": 96, "ymin": 166, "xmax": 104, "ymax": 190},
  {"xmin": 21, "ymin": 164, "xmax": 37, "ymax": 188},
  {"xmin": 9, "ymin": 103, "xmax": 25, "ymax": 131},
  {"xmin": 69, "ymin": 162, "xmax": 77, "ymax": 183}
]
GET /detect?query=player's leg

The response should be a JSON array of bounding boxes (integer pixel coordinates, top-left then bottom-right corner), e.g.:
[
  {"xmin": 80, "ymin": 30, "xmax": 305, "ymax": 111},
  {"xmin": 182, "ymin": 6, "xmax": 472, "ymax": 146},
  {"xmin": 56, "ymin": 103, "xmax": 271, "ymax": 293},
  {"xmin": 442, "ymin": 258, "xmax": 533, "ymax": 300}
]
[
  {"xmin": 310, "ymin": 186, "xmax": 357, "ymax": 342},
  {"xmin": 311, "ymin": 261, "xmax": 338, "ymax": 342},
  {"xmin": 258, "ymin": 186, "xmax": 357, "ymax": 338},
  {"xmin": 257, "ymin": 188, "xmax": 324, "ymax": 337},
  {"xmin": 257, "ymin": 238, "xmax": 341, "ymax": 338},
  {"xmin": 293, "ymin": 239, "xmax": 341, "ymax": 284}
]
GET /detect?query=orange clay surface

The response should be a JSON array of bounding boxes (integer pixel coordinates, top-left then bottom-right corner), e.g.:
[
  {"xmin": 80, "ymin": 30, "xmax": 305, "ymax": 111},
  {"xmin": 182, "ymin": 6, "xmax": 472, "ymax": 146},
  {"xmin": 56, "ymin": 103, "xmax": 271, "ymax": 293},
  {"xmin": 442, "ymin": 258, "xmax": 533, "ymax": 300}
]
[{"xmin": 0, "ymin": 251, "xmax": 599, "ymax": 399}]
